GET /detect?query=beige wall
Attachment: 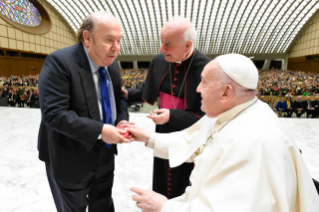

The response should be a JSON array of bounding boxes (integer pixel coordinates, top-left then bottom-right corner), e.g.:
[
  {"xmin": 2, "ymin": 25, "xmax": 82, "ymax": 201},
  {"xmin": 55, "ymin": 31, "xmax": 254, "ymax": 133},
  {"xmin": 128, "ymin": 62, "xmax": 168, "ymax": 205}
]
[
  {"xmin": 289, "ymin": 14, "xmax": 319, "ymax": 58},
  {"xmin": 0, "ymin": 0, "xmax": 77, "ymax": 54}
]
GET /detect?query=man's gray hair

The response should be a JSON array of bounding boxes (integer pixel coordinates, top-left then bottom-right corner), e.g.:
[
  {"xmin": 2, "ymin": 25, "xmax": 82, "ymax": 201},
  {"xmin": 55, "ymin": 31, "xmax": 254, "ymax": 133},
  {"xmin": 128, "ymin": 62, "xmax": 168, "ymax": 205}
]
[
  {"xmin": 183, "ymin": 25, "xmax": 197, "ymax": 44},
  {"xmin": 76, "ymin": 14, "xmax": 96, "ymax": 43}
]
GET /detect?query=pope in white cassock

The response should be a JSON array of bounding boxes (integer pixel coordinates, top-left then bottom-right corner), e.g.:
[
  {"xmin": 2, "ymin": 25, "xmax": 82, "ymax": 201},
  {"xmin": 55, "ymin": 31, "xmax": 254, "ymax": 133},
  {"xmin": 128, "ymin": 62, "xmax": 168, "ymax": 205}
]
[{"xmin": 125, "ymin": 54, "xmax": 319, "ymax": 212}]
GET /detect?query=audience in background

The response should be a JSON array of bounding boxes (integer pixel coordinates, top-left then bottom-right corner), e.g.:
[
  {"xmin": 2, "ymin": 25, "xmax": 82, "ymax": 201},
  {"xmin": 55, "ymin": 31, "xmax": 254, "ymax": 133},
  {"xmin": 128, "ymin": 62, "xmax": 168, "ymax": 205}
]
[
  {"xmin": 1, "ymin": 69, "xmax": 319, "ymax": 119},
  {"xmin": 258, "ymin": 69, "xmax": 319, "ymax": 97},
  {"xmin": 120, "ymin": 69, "xmax": 147, "ymax": 89}
]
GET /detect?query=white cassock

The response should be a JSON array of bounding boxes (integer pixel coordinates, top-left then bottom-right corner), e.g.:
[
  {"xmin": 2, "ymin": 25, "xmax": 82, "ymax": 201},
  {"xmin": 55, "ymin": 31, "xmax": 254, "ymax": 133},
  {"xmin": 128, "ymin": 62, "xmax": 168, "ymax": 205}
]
[{"xmin": 146, "ymin": 97, "xmax": 319, "ymax": 212}]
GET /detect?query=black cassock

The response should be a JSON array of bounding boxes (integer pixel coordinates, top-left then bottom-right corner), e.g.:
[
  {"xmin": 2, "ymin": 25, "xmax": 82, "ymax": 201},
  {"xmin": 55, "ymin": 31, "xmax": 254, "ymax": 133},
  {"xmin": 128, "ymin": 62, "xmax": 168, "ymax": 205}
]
[{"xmin": 128, "ymin": 49, "xmax": 210, "ymax": 198}]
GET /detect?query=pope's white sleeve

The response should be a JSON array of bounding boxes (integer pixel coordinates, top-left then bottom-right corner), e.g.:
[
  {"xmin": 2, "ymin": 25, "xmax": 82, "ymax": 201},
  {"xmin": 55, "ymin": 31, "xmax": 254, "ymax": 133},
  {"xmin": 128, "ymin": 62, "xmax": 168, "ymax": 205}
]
[{"xmin": 146, "ymin": 116, "xmax": 207, "ymax": 161}]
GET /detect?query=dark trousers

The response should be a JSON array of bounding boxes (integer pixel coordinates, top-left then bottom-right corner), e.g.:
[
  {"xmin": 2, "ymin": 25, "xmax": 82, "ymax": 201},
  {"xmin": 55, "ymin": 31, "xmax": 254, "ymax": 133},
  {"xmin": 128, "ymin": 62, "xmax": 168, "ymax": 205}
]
[
  {"xmin": 286, "ymin": 108, "xmax": 293, "ymax": 117},
  {"xmin": 46, "ymin": 144, "xmax": 115, "ymax": 212},
  {"xmin": 8, "ymin": 100, "xmax": 15, "ymax": 106},
  {"xmin": 295, "ymin": 109, "xmax": 305, "ymax": 118},
  {"xmin": 307, "ymin": 109, "xmax": 316, "ymax": 118},
  {"xmin": 153, "ymin": 157, "xmax": 194, "ymax": 199}
]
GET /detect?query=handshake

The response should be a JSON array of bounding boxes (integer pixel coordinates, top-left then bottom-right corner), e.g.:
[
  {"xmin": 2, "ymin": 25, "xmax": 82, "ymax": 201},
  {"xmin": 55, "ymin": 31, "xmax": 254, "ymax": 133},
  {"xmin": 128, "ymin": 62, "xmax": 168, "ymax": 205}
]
[{"xmin": 100, "ymin": 120, "xmax": 150, "ymax": 145}]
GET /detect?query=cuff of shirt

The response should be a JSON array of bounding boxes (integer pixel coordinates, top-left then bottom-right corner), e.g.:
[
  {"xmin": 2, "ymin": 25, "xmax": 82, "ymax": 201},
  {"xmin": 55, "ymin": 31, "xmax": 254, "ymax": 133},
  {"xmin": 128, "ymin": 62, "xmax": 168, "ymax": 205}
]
[
  {"xmin": 146, "ymin": 131, "xmax": 156, "ymax": 149},
  {"xmin": 148, "ymin": 132, "xmax": 169, "ymax": 159}
]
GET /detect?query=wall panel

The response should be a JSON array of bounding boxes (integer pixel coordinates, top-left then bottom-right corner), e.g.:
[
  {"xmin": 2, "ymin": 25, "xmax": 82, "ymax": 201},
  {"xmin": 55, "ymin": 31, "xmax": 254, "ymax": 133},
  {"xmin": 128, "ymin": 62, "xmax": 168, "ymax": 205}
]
[
  {"xmin": 288, "ymin": 57, "xmax": 319, "ymax": 73},
  {"xmin": 0, "ymin": 57, "xmax": 44, "ymax": 77}
]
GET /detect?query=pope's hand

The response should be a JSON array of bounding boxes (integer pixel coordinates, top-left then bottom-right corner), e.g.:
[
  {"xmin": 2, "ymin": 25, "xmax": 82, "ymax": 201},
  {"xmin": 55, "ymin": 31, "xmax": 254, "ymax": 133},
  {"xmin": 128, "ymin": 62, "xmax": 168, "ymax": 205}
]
[
  {"xmin": 124, "ymin": 125, "xmax": 150, "ymax": 144},
  {"xmin": 131, "ymin": 187, "xmax": 167, "ymax": 212},
  {"xmin": 147, "ymin": 109, "xmax": 170, "ymax": 125},
  {"xmin": 101, "ymin": 124, "xmax": 131, "ymax": 144}
]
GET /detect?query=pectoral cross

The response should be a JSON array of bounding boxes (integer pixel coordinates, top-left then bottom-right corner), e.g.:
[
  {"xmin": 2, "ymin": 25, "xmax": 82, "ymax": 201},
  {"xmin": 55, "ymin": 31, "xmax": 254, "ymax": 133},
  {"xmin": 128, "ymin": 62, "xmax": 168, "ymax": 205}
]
[{"xmin": 200, "ymin": 133, "xmax": 213, "ymax": 154}]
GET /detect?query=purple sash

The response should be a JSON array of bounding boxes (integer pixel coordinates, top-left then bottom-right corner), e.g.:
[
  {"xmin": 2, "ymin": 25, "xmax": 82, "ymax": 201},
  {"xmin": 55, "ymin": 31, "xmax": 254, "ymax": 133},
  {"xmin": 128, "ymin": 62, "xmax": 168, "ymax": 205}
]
[{"xmin": 159, "ymin": 91, "xmax": 185, "ymax": 109}]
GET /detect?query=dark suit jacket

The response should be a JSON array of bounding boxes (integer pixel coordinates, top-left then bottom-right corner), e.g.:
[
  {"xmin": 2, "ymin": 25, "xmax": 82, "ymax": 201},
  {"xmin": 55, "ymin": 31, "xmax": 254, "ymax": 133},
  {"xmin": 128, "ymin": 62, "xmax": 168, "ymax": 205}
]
[
  {"xmin": 38, "ymin": 43, "xmax": 128, "ymax": 183},
  {"xmin": 293, "ymin": 100, "xmax": 305, "ymax": 111},
  {"xmin": 303, "ymin": 100, "xmax": 313, "ymax": 109}
]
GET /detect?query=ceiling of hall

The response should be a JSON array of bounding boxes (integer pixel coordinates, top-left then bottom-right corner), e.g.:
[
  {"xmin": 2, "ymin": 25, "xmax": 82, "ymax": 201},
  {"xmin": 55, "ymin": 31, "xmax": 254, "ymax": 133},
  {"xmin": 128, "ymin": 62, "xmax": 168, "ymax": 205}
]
[{"xmin": 44, "ymin": 0, "xmax": 319, "ymax": 56}]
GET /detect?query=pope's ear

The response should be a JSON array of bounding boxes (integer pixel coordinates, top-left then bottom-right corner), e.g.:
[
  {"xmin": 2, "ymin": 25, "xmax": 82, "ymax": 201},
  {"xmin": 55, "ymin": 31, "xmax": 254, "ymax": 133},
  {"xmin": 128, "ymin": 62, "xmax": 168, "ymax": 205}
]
[{"xmin": 221, "ymin": 84, "xmax": 234, "ymax": 100}]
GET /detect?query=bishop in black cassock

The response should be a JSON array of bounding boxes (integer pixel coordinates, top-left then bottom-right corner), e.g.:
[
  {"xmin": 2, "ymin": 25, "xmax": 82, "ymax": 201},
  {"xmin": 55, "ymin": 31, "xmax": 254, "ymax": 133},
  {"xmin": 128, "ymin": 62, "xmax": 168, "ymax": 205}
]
[{"xmin": 128, "ymin": 48, "xmax": 210, "ymax": 199}]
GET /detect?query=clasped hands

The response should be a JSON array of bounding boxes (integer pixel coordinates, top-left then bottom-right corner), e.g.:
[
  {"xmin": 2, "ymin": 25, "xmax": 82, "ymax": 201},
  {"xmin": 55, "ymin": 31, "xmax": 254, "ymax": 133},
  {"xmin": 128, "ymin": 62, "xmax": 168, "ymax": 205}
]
[{"xmin": 100, "ymin": 120, "xmax": 134, "ymax": 144}]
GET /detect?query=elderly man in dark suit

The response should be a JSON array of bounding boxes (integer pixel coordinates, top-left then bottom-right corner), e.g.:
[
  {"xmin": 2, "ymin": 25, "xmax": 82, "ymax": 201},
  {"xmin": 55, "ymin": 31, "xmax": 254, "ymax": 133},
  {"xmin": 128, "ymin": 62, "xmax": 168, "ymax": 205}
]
[{"xmin": 38, "ymin": 12, "xmax": 130, "ymax": 212}]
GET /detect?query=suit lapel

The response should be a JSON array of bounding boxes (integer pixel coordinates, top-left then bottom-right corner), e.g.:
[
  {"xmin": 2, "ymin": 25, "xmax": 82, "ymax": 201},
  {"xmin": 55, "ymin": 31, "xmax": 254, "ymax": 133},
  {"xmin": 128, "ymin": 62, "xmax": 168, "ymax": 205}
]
[{"xmin": 76, "ymin": 43, "xmax": 101, "ymax": 122}]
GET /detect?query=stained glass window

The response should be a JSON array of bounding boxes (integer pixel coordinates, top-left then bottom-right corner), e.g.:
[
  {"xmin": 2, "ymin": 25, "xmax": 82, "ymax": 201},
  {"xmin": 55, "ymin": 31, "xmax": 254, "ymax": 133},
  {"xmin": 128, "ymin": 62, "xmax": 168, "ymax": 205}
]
[{"xmin": 0, "ymin": 0, "xmax": 42, "ymax": 27}]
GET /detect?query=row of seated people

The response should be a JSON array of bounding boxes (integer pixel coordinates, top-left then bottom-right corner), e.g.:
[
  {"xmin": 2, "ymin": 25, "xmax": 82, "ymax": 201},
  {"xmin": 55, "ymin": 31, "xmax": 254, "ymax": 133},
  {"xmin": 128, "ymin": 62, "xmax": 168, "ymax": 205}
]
[
  {"xmin": 258, "ymin": 69, "xmax": 319, "ymax": 97},
  {"xmin": 259, "ymin": 95, "xmax": 319, "ymax": 118},
  {"xmin": 0, "ymin": 75, "xmax": 38, "ymax": 87},
  {"xmin": 0, "ymin": 86, "xmax": 38, "ymax": 107}
]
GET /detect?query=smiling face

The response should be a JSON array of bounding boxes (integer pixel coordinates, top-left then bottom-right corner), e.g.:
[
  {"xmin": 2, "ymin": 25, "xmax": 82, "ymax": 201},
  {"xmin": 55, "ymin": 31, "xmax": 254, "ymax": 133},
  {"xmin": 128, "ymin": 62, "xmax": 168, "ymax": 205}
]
[
  {"xmin": 196, "ymin": 60, "xmax": 225, "ymax": 118},
  {"xmin": 83, "ymin": 14, "xmax": 122, "ymax": 67}
]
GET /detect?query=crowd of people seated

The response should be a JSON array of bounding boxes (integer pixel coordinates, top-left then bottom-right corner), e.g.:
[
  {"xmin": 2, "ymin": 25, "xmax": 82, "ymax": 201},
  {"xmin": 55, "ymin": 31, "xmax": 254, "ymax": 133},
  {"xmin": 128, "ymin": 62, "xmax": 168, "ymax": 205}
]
[
  {"xmin": 120, "ymin": 69, "xmax": 147, "ymax": 89},
  {"xmin": 1, "ymin": 69, "xmax": 319, "ymax": 118},
  {"xmin": 259, "ymin": 95, "xmax": 319, "ymax": 118},
  {"xmin": 0, "ymin": 86, "xmax": 38, "ymax": 107},
  {"xmin": 257, "ymin": 69, "xmax": 319, "ymax": 118},
  {"xmin": 258, "ymin": 69, "xmax": 319, "ymax": 97},
  {"xmin": 0, "ymin": 75, "xmax": 38, "ymax": 87},
  {"xmin": 0, "ymin": 75, "xmax": 39, "ymax": 107}
]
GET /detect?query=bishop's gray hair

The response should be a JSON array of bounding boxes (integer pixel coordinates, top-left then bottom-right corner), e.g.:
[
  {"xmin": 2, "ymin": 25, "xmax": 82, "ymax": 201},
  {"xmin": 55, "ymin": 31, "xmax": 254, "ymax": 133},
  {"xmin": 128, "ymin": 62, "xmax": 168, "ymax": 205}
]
[
  {"xmin": 168, "ymin": 16, "xmax": 197, "ymax": 45},
  {"xmin": 183, "ymin": 25, "xmax": 197, "ymax": 45}
]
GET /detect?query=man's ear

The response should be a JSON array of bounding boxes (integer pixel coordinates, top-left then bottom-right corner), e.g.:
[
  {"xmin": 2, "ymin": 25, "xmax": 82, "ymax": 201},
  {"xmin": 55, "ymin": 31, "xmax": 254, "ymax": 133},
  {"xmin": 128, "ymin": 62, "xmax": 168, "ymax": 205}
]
[
  {"xmin": 185, "ymin": 40, "xmax": 192, "ymax": 49},
  {"xmin": 83, "ymin": 31, "xmax": 91, "ymax": 47}
]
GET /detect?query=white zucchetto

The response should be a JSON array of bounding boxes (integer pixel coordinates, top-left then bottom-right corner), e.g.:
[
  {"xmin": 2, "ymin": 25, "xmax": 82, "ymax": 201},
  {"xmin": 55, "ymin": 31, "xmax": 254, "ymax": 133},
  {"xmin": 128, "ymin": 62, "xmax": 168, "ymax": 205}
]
[{"xmin": 216, "ymin": 54, "xmax": 258, "ymax": 89}]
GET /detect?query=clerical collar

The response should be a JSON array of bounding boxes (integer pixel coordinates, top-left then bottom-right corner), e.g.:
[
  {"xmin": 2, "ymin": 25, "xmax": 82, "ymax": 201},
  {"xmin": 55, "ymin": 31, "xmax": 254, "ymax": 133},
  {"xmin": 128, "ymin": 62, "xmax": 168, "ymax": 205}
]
[
  {"xmin": 175, "ymin": 47, "xmax": 195, "ymax": 64},
  {"xmin": 214, "ymin": 97, "xmax": 257, "ymax": 131}
]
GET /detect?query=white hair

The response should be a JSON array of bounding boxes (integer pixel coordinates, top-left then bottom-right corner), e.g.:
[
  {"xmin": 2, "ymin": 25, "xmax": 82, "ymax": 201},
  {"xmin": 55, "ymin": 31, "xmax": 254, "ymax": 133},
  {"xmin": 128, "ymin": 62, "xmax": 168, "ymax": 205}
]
[
  {"xmin": 183, "ymin": 25, "xmax": 197, "ymax": 44},
  {"xmin": 214, "ymin": 67, "xmax": 257, "ymax": 101},
  {"xmin": 166, "ymin": 16, "xmax": 197, "ymax": 45}
]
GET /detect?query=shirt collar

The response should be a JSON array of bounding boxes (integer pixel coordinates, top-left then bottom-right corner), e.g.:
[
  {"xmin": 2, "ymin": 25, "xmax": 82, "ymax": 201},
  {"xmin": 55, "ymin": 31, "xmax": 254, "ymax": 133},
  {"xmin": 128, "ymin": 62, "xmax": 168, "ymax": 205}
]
[
  {"xmin": 176, "ymin": 47, "xmax": 194, "ymax": 64},
  {"xmin": 83, "ymin": 45, "xmax": 101, "ymax": 73},
  {"xmin": 216, "ymin": 97, "xmax": 257, "ymax": 126}
]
